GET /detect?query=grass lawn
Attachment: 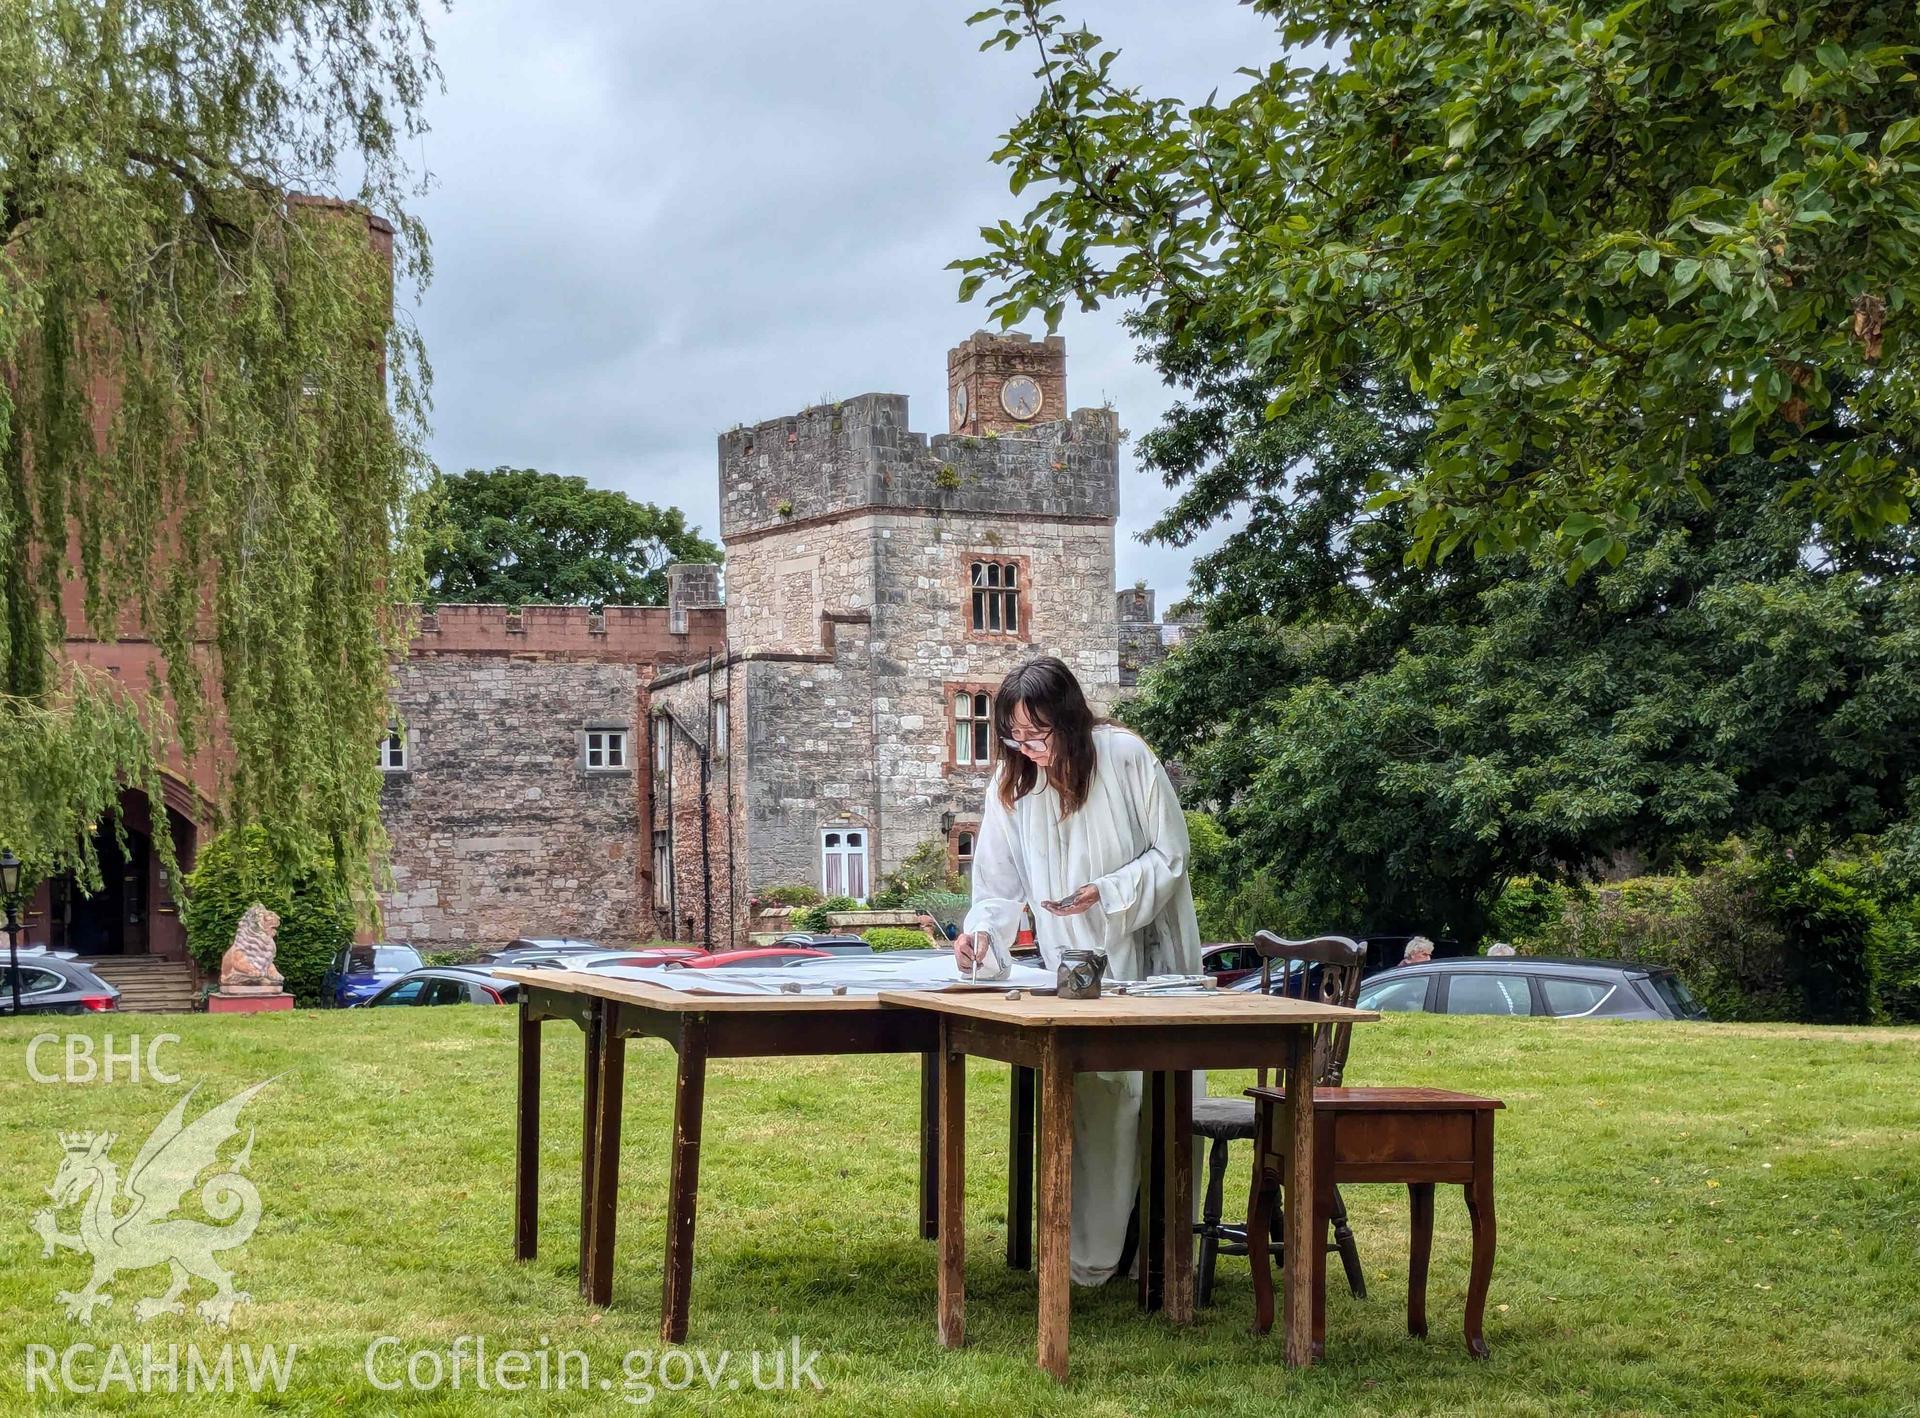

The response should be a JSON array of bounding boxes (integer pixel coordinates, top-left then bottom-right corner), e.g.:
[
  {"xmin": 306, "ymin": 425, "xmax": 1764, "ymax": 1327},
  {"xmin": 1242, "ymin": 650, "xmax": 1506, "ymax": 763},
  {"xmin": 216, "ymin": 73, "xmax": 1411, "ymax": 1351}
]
[{"xmin": 2, "ymin": 1007, "xmax": 1916, "ymax": 1416}]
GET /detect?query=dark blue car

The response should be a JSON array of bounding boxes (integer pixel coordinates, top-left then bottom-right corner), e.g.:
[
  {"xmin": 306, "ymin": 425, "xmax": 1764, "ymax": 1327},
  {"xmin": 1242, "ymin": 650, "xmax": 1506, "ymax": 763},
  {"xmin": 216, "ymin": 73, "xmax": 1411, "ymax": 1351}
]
[{"xmin": 320, "ymin": 943, "xmax": 424, "ymax": 1008}]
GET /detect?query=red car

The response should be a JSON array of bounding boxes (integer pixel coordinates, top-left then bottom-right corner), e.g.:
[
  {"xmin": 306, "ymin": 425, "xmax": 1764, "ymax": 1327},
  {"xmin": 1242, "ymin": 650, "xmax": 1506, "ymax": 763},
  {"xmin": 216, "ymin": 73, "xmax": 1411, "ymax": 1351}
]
[
  {"xmin": 665, "ymin": 947, "xmax": 831, "ymax": 969},
  {"xmin": 1202, "ymin": 943, "xmax": 1264, "ymax": 987}
]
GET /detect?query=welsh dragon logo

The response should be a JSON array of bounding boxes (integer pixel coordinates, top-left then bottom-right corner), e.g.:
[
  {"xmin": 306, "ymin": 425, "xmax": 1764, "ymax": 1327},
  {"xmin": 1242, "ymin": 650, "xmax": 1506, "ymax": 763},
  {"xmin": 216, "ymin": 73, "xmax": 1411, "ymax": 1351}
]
[{"xmin": 31, "ymin": 1079, "xmax": 274, "ymax": 1326}]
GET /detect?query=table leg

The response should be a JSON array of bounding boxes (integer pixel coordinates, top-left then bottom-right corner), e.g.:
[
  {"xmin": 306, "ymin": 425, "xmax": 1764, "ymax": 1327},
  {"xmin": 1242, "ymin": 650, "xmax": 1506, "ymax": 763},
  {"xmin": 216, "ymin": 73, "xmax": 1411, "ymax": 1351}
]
[
  {"xmin": 1278, "ymin": 1027, "xmax": 1318, "ymax": 1367},
  {"xmin": 1139, "ymin": 1069, "xmax": 1168, "ymax": 1311},
  {"xmin": 515, "ymin": 1001, "xmax": 541, "ymax": 1261},
  {"xmin": 1407, "ymin": 1182, "xmax": 1434, "ymax": 1339},
  {"xmin": 937, "ymin": 1021, "xmax": 966, "ymax": 1349},
  {"xmin": 1036, "ymin": 1040, "xmax": 1074, "ymax": 1382},
  {"xmin": 1006, "ymin": 1064, "xmax": 1035, "ymax": 1270},
  {"xmin": 1311, "ymin": 1103, "xmax": 1335, "ymax": 1360},
  {"xmin": 1162, "ymin": 1069, "xmax": 1194, "ymax": 1325},
  {"xmin": 661, "ymin": 1016, "xmax": 708, "ymax": 1344},
  {"xmin": 578, "ymin": 1001, "xmax": 603, "ymax": 1296},
  {"xmin": 1247, "ymin": 1097, "xmax": 1276, "ymax": 1336},
  {"xmin": 1464, "ymin": 1110, "xmax": 1496, "ymax": 1359},
  {"xmin": 919, "ymin": 1050, "xmax": 940, "ymax": 1241},
  {"xmin": 585, "ymin": 1007, "xmax": 626, "ymax": 1308}
]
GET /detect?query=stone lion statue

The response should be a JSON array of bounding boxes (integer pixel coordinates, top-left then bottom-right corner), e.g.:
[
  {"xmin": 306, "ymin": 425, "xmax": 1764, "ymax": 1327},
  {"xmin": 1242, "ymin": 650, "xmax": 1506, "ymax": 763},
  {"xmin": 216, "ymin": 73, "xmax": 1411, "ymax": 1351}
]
[{"xmin": 218, "ymin": 904, "xmax": 285, "ymax": 991}]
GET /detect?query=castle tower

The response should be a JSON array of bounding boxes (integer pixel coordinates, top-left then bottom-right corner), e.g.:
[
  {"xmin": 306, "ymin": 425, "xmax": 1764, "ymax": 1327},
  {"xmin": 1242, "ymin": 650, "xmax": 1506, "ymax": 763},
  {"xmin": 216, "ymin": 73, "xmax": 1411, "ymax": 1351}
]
[
  {"xmin": 653, "ymin": 334, "xmax": 1121, "ymax": 930},
  {"xmin": 946, "ymin": 330, "xmax": 1068, "ymax": 437}
]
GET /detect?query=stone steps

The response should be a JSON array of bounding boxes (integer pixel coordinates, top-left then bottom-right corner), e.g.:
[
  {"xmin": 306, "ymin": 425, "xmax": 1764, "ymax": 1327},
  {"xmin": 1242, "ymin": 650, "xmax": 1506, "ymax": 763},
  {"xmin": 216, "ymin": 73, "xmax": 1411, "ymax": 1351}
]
[{"xmin": 76, "ymin": 956, "xmax": 199, "ymax": 1013}]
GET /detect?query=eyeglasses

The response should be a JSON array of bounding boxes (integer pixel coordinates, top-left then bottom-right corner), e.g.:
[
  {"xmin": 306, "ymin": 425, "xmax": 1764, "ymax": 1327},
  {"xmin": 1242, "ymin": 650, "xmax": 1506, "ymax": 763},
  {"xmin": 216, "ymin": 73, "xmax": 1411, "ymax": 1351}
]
[{"xmin": 1001, "ymin": 729, "xmax": 1054, "ymax": 754}]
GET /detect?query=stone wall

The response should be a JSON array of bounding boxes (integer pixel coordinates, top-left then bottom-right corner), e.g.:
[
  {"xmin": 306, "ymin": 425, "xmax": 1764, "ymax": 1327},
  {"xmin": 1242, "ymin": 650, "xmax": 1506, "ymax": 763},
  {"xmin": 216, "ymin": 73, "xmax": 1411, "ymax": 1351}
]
[
  {"xmin": 718, "ymin": 393, "xmax": 1119, "ymax": 542},
  {"xmin": 380, "ymin": 654, "xmax": 648, "ymax": 948},
  {"xmin": 648, "ymin": 659, "xmax": 748, "ymax": 947}
]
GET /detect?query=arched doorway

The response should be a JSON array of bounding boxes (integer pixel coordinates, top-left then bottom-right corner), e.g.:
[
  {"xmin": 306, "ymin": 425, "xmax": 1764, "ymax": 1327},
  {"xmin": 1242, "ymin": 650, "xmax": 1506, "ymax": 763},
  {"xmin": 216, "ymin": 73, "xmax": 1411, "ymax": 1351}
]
[{"xmin": 28, "ymin": 782, "xmax": 200, "ymax": 961}]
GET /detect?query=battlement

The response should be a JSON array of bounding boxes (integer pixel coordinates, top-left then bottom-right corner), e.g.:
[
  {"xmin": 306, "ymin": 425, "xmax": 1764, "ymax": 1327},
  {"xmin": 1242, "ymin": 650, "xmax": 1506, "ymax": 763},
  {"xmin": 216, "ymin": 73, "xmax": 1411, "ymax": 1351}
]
[
  {"xmin": 718, "ymin": 391, "xmax": 1118, "ymax": 542},
  {"xmin": 409, "ymin": 602, "xmax": 726, "ymax": 665}
]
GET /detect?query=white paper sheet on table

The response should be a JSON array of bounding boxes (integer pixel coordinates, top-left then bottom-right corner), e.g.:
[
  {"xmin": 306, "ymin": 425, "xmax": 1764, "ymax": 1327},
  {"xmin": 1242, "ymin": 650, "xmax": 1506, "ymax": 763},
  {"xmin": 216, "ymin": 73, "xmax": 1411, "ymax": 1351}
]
[{"xmin": 594, "ymin": 955, "xmax": 1058, "ymax": 997}]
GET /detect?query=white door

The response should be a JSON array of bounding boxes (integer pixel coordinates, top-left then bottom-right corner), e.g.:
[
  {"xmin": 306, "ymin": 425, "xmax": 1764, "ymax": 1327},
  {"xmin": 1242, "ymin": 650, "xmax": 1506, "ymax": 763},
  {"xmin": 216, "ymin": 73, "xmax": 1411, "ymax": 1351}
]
[{"xmin": 820, "ymin": 828, "xmax": 869, "ymax": 902}]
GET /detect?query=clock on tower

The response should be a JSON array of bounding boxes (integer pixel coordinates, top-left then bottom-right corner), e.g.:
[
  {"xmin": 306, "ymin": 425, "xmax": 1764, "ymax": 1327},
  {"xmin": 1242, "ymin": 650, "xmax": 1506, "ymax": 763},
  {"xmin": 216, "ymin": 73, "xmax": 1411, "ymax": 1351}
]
[{"xmin": 946, "ymin": 330, "xmax": 1067, "ymax": 437}]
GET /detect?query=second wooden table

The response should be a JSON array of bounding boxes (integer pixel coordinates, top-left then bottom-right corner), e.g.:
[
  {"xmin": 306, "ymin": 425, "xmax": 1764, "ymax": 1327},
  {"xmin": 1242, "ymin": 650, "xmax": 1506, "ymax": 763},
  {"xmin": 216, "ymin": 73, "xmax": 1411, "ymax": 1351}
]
[{"xmin": 879, "ymin": 987, "xmax": 1376, "ymax": 1380}]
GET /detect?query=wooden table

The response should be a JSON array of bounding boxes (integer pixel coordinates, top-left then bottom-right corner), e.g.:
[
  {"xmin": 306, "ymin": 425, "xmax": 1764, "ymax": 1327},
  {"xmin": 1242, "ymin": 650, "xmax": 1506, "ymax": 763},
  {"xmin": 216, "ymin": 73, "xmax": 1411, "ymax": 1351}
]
[
  {"xmin": 504, "ymin": 970, "xmax": 1049, "ymax": 1343},
  {"xmin": 881, "ymin": 988, "xmax": 1377, "ymax": 1380}
]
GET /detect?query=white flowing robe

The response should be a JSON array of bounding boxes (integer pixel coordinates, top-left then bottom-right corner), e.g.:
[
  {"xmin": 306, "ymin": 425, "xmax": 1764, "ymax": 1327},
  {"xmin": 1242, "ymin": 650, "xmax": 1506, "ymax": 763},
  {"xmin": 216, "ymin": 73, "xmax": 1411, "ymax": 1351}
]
[{"xmin": 962, "ymin": 724, "xmax": 1205, "ymax": 1285}]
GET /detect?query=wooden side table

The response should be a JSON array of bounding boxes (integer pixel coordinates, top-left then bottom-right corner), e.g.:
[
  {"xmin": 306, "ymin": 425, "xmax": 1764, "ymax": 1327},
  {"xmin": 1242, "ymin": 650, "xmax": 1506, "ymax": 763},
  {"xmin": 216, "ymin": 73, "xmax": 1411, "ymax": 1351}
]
[{"xmin": 1247, "ymin": 1085, "xmax": 1503, "ymax": 1359}]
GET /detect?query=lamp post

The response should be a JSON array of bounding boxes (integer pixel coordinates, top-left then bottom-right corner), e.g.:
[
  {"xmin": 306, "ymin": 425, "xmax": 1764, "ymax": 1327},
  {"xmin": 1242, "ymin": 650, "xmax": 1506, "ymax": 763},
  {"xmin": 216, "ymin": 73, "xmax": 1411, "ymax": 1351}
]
[{"xmin": 0, "ymin": 850, "xmax": 22, "ymax": 1017}]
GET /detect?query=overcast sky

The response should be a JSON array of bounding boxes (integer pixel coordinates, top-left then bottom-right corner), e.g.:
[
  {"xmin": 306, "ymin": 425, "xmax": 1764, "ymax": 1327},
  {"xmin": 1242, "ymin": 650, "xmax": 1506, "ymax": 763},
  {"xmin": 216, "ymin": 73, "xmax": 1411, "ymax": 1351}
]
[{"xmin": 411, "ymin": 2, "xmax": 1285, "ymax": 602}]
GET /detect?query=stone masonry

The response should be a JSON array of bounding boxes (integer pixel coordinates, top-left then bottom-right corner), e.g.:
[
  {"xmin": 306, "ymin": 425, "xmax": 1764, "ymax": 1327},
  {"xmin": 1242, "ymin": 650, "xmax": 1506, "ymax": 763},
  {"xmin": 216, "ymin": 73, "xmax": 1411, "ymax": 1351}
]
[
  {"xmin": 650, "ymin": 331, "xmax": 1193, "ymax": 945},
  {"xmin": 374, "ymin": 332, "xmax": 1191, "ymax": 952}
]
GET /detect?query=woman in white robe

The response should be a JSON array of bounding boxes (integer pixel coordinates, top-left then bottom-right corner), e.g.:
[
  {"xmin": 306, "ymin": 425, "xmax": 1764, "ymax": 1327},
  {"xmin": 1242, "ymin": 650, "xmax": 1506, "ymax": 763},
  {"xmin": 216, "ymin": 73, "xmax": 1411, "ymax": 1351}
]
[{"xmin": 953, "ymin": 656, "xmax": 1204, "ymax": 1286}]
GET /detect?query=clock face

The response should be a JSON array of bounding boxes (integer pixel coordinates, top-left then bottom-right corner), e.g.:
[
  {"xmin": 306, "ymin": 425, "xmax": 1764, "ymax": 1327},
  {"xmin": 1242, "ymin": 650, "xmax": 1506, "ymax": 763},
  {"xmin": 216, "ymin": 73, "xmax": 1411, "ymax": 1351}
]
[
  {"xmin": 951, "ymin": 381, "xmax": 969, "ymax": 428},
  {"xmin": 1000, "ymin": 374, "xmax": 1043, "ymax": 421}
]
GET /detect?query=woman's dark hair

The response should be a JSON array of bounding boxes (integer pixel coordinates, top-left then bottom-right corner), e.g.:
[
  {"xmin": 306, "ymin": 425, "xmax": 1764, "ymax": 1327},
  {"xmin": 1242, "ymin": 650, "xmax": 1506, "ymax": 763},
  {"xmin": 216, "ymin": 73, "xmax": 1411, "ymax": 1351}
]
[{"xmin": 994, "ymin": 656, "xmax": 1097, "ymax": 815}]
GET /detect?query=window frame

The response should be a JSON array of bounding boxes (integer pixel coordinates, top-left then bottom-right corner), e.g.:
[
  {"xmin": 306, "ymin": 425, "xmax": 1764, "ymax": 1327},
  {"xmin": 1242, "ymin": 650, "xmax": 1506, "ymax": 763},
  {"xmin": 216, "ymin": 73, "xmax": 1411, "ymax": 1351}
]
[
  {"xmin": 1355, "ymin": 972, "xmax": 1437, "ymax": 1014},
  {"xmin": 380, "ymin": 723, "xmax": 408, "ymax": 774},
  {"xmin": 820, "ymin": 826, "xmax": 871, "ymax": 903},
  {"xmin": 1538, "ymin": 975, "xmax": 1618, "ymax": 1017},
  {"xmin": 961, "ymin": 553, "xmax": 1032, "ymax": 643},
  {"xmin": 1436, "ymin": 971, "xmax": 1537, "ymax": 1017},
  {"xmin": 582, "ymin": 724, "xmax": 631, "ymax": 774},
  {"xmin": 652, "ymin": 830, "xmax": 672, "ymax": 910},
  {"xmin": 949, "ymin": 821, "xmax": 980, "ymax": 881},
  {"xmin": 944, "ymin": 681, "xmax": 999, "ymax": 772}
]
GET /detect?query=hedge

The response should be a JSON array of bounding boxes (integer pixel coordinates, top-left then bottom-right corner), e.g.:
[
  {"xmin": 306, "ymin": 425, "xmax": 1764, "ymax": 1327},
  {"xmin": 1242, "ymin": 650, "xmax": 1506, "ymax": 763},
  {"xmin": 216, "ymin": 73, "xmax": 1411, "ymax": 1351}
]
[
  {"xmin": 863, "ymin": 927, "xmax": 933, "ymax": 952},
  {"xmin": 1493, "ymin": 852, "xmax": 1885, "ymax": 1024},
  {"xmin": 792, "ymin": 895, "xmax": 858, "ymax": 932},
  {"xmin": 180, "ymin": 827, "xmax": 355, "ymax": 1006}
]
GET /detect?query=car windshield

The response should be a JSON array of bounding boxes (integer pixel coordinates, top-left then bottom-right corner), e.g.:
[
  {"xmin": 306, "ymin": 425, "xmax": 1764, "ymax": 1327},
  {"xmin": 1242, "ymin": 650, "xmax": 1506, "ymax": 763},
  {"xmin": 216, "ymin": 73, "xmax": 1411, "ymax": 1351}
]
[{"xmin": 373, "ymin": 947, "xmax": 421, "ymax": 972}]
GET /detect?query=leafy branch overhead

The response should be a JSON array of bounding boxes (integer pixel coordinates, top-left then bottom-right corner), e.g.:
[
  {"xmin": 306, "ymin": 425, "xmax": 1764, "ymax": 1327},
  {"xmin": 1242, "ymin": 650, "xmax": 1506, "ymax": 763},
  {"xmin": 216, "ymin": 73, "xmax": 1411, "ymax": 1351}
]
[{"xmin": 958, "ymin": 0, "xmax": 1920, "ymax": 569}]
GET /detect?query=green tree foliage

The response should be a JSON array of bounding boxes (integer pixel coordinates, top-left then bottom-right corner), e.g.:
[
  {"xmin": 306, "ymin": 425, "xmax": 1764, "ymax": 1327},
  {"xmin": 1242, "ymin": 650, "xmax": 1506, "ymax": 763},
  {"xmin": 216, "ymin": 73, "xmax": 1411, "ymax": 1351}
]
[
  {"xmin": 793, "ymin": 895, "xmax": 860, "ymax": 933},
  {"xmin": 959, "ymin": 1, "xmax": 1920, "ymax": 568},
  {"xmin": 425, "ymin": 468, "xmax": 722, "ymax": 608},
  {"xmin": 1496, "ymin": 852, "xmax": 1885, "ymax": 1024},
  {"xmin": 870, "ymin": 839, "xmax": 965, "ymax": 909},
  {"xmin": 1117, "ymin": 321, "xmax": 1919, "ymax": 946},
  {"xmin": 0, "ymin": 1, "xmax": 439, "ymax": 900},
  {"xmin": 181, "ymin": 826, "xmax": 355, "ymax": 1006}
]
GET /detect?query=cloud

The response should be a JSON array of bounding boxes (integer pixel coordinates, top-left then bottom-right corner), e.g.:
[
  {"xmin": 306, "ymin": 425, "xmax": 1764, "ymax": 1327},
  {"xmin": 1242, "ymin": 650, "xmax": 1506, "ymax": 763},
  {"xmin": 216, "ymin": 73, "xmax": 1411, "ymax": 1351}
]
[{"xmin": 413, "ymin": 0, "xmax": 1284, "ymax": 600}]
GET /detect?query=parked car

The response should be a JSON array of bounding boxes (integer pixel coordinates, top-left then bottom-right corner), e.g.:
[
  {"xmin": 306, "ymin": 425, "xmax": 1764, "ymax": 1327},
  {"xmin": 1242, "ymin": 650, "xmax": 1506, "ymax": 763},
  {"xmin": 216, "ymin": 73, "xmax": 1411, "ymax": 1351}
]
[
  {"xmin": 565, "ymin": 948, "xmax": 708, "ymax": 971},
  {"xmin": 357, "ymin": 966, "xmax": 522, "ymax": 1007},
  {"xmin": 1353, "ymin": 957, "xmax": 1708, "ymax": 1021},
  {"xmin": 319, "ymin": 943, "xmax": 424, "ymax": 1008},
  {"xmin": 664, "ymin": 947, "xmax": 832, "ymax": 969},
  {"xmin": 0, "ymin": 957, "xmax": 119, "ymax": 1014},
  {"xmin": 480, "ymin": 939, "xmax": 608, "ymax": 968},
  {"xmin": 1201, "ymin": 943, "xmax": 1263, "ymax": 987},
  {"xmin": 772, "ymin": 932, "xmax": 874, "ymax": 955}
]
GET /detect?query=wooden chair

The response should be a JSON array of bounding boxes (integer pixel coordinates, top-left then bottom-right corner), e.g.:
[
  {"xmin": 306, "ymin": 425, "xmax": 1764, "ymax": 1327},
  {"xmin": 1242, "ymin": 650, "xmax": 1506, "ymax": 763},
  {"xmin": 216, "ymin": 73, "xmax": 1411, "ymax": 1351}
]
[{"xmin": 1191, "ymin": 932, "xmax": 1369, "ymax": 1306}]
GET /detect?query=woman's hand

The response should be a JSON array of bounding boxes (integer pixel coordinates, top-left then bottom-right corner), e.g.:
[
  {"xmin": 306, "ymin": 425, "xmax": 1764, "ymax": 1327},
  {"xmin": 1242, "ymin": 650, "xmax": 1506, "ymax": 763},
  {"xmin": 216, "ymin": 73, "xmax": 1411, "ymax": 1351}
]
[
  {"xmin": 952, "ymin": 932, "xmax": 989, "ymax": 972},
  {"xmin": 1040, "ymin": 884, "xmax": 1101, "ymax": 916}
]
